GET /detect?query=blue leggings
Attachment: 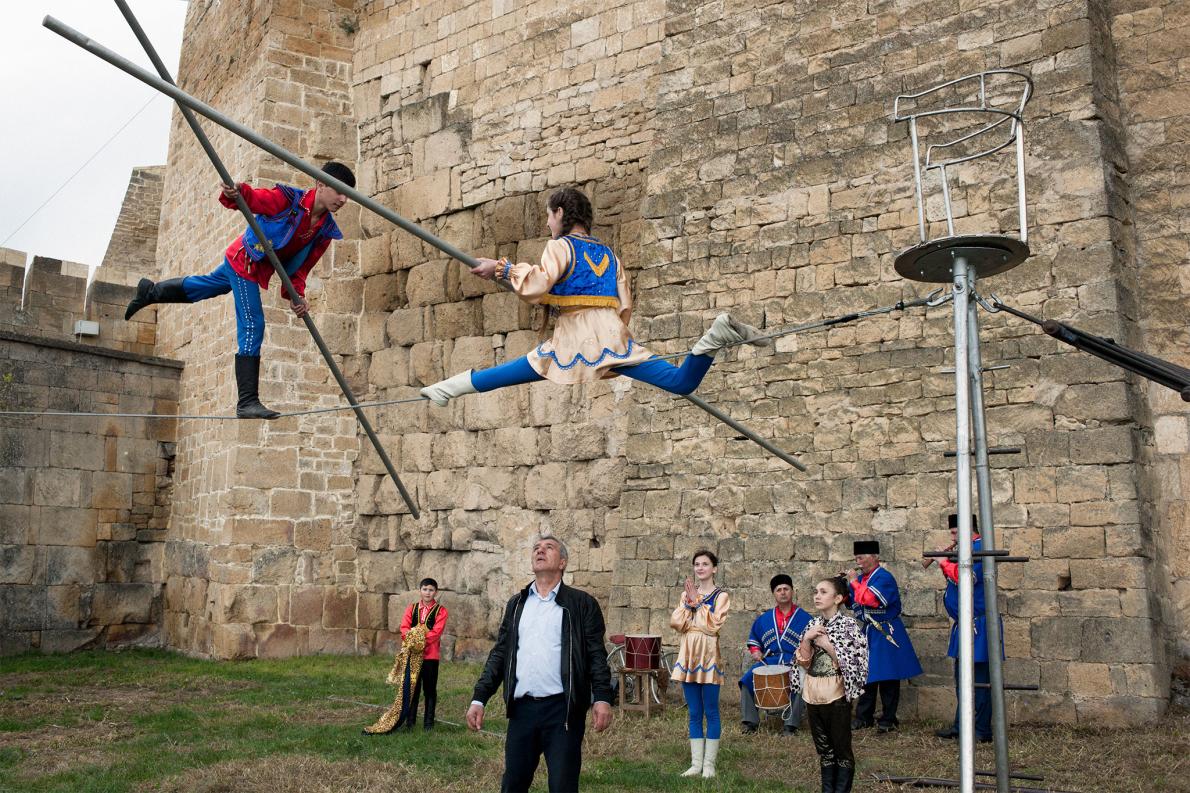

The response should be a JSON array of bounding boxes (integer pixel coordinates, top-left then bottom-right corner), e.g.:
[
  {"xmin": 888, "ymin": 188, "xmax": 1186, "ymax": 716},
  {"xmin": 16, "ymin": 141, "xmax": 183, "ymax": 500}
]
[
  {"xmin": 470, "ymin": 353, "xmax": 714, "ymax": 396},
  {"xmin": 682, "ymin": 682, "xmax": 721, "ymax": 739},
  {"xmin": 180, "ymin": 260, "xmax": 266, "ymax": 356}
]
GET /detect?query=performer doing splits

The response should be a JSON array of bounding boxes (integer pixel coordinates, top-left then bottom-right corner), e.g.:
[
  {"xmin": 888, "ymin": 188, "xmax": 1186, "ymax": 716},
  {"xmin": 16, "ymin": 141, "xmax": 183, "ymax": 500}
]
[
  {"xmin": 793, "ymin": 575, "xmax": 869, "ymax": 793},
  {"xmin": 846, "ymin": 540, "xmax": 922, "ymax": 732},
  {"xmin": 670, "ymin": 549, "xmax": 730, "ymax": 780},
  {"xmin": 124, "ymin": 162, "xmax": 355, "ymax": 418},
  {"xmin": 419, "ymin": 187, "xmax": 771, "ymax": 406}
]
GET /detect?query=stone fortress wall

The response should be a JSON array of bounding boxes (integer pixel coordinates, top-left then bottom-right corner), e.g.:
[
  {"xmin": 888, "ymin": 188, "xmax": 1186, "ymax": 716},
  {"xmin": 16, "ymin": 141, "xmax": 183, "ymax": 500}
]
[{"xmin": 3, "ymin": 0, "xmax": 1187, "ymax": 726}]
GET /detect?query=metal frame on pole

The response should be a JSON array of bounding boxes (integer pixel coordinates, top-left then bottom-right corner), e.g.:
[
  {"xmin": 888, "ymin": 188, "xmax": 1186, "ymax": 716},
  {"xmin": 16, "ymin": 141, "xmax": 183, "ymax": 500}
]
[
  {"xmin": 104, "ymin": 1, "xmax": 418, "ymax": 518},
  {"xmin": 893, "ymin": 70, "xmax": 1035, "ymax": 793},
  {"xmin": 44, "ymin": 13, "xmax": 805, "ymax": 472}
]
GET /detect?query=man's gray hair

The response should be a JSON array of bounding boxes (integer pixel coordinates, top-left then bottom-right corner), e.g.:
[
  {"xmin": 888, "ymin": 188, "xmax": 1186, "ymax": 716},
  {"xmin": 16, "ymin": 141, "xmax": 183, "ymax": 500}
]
[{"xmin": 537, "ymin": 534, "xmax": 569, "ymax": 561}]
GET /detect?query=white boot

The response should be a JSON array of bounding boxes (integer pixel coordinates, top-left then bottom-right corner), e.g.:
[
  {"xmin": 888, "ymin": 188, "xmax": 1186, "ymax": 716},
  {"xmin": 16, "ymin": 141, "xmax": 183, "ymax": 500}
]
[
  {"xmin": 680, "ymin": 738, "xmax": 704, "ymax": 777},
  {"xmin": 690, "ymin": 313, "xmax": 771, "ymax": 357},
  {"xmin": 701, "ymin": 738, "xmax": 720, "ymax": 778},
  {"xmin": 420, "ymin": 370, "xmax": 476, "ymax": 407}
]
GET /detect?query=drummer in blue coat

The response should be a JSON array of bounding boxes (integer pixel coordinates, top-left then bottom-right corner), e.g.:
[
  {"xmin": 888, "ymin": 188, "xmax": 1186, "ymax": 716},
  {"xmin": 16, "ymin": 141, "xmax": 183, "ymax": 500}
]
[
  {"xmin": 924, "ymin": 513, "xmax": 1001, "ymax": 743},
  {"xmin": 846, "ymin": 540, "xmax": 922, "ymax": 732},
  {"xmin": 739, "ymin": 574, "xmax": 813, "ymax": 735}
]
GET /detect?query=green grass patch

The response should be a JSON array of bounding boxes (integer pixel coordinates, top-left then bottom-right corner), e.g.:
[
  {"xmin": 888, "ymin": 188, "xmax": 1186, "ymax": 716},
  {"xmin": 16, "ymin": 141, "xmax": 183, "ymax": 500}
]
[{"xmin": 0, "ymin": 649, "xmax": 1186, "ymax": 793}]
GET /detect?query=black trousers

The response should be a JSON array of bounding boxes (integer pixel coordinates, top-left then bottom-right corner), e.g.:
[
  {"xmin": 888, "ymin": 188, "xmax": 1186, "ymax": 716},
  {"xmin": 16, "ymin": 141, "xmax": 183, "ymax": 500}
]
[
  {"xmin": 854, "ymin": 679, "xmax": 900, "ymax": 727},
  {"xmin": 808, "ymin": 698, "xmax": 855, "ymax": 768},
  {"xmin": 503, "ymin": 694, "xmax": 586, "ymax": 793},
  {"xmin": 408, "ymin": 659, "xmax": 438, "ymax": 728}
]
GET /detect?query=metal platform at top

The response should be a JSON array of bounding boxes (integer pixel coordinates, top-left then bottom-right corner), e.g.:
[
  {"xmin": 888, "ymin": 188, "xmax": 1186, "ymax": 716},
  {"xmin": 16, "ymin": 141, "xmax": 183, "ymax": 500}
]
[{"xmin": 894, "ymin": 234, "xmax": 1029, "ymax": 283}]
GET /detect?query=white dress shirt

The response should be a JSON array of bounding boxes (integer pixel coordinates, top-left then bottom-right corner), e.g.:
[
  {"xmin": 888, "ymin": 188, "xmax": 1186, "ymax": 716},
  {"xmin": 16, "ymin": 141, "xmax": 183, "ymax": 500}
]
[{"xmin": 513, "ymin": 578, "xmax": 565, "ymax": 698}]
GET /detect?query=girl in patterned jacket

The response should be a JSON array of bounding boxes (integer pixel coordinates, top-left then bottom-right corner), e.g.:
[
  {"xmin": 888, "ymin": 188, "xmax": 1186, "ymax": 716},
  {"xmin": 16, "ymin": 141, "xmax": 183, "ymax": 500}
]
[{"xmin": 794, "ymin": 576, "xmax": 869, "ymax": 793}]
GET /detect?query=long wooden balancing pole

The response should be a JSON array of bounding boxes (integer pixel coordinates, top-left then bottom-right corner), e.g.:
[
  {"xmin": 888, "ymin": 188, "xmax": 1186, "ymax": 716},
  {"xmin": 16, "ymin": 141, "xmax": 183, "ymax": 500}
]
[{"xmin": 44, "ymin": 14, "xmax": 804, "ymax": 473}]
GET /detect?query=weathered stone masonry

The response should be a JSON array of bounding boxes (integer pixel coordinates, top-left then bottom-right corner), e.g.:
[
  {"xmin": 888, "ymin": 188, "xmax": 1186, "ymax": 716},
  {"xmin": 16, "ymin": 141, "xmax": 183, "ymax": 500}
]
[{"xmin": 2, "ymin": 0, "xmax": 1185, "ymax": 727}]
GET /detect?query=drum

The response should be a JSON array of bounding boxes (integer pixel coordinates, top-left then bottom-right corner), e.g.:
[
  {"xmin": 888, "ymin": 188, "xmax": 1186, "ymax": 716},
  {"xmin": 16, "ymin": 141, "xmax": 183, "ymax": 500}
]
[
  {"xmin": 753, "ymin": 664, "xmax": 793, "ymax": 710},
  {"xmin": 625, "ymin": 634, "xmax": 662, "ymax": 670}
]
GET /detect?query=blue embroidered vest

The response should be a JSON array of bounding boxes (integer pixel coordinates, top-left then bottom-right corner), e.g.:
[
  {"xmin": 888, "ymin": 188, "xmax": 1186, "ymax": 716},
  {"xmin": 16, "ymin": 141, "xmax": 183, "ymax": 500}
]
[
  {"xmin": 240, "ymin": 184, "xmax": 343, "ymax": 266},
  {"xmin": 542, "ymin": 234, "xmax": 620, "ymax": 308}
]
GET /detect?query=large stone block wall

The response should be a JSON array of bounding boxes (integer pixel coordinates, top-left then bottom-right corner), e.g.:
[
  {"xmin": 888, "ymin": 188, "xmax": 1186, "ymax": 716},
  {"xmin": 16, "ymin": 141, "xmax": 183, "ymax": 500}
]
[
  {"xmin": 99, "ymin": 166, "xmax": 165, "ymax": 286},
  {"xmin": 0, "ymin": 256, "xmax": 159, "ymax": 357},
  {"xmin": 612, "ymin": 0, "xmax": 1174, "ymax": 725},
  {"xmin": 0, "ymin": 264, "xmax": 181, "ymax": 654},
  {"xmin": 1108, "ymin": 0, "xmax": 1190, "ymax": 690},
  {"xmin": 346, "ymin": 0, "xmax": 661, "ymax": 654},
  {"xmin": 154, "ymin": 0, "xmax": 373, "ymax": 659},
  {"xmin": 139, "ymin": 0, "xmax": 1188, "ymax": 724}
]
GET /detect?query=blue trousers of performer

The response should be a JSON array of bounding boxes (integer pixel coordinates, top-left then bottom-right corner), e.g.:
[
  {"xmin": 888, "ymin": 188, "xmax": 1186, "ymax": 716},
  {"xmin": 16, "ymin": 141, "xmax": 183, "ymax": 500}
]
[
  {"xmin": 682, "ymin": 682, "xmax": 721, "ymax": 739},
  {"xmin": 180, "ymin": 260, "xmax": 268, "ymax": 356},
  {"xmin": 470, "ymin": 353, "xmax": 715, "ymax": 396},
  {"xmin": 950, "ymin": 660, "xmax": 992, "ymax": 739}
]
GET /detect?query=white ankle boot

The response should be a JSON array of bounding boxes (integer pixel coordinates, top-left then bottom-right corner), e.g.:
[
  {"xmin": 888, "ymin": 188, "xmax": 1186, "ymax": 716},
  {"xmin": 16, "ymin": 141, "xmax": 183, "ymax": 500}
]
[
  {"xmin": 680, "ymin": 738, "xmax": 704, "ymax": 777},
  {"xmin": 701, "ymin": 738, "xmax": 720, "ymax": 778},
  {"xmin": 420, "ymin": 370, "xmax": 476, "ymax": 406},
  {"xmin": 691, "ymin": 313, "xmax": 771, "ymax": 357}
]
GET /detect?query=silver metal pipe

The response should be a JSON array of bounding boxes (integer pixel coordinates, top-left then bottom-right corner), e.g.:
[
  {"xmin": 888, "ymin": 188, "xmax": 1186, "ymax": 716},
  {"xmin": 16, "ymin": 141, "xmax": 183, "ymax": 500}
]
[
  {"xmin": 966, "ymin": 272, "xmax": 1010, "ymax": 793},
  {"xmin": 952, "ymin": 254, "xmax": 975, "ymax": 793},
  {"xmin": 102, "ymin": 3, "xmax": 419, "ymax": 518}
]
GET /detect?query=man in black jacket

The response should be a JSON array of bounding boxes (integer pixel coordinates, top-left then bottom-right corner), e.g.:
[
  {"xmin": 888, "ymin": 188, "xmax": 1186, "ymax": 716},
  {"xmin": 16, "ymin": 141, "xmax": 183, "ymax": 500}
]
[{"xmin": 466, "ymin": 535, "xmax": 614, "ymax": 793}]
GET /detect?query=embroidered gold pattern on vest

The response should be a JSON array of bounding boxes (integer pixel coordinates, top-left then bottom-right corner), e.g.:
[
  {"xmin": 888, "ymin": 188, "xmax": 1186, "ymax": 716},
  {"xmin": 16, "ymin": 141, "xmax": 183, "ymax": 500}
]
[{"xmin": 584, "ymin": 251, "xmax": 611, "ymax": 277}]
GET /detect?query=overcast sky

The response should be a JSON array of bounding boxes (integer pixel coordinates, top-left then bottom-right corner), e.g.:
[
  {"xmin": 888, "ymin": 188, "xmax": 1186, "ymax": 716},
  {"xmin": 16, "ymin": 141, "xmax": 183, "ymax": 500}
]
[{"xmin": 1, "ymin": 1, "xmax": 188, "ymax": 268}]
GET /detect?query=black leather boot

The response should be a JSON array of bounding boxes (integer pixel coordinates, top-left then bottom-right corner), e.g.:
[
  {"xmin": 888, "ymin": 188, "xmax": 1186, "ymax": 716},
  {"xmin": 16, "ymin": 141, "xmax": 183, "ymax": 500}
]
[
  {"xmin": 234, "ymin": 355, "xmax": 281, "ymax": 419},
  {"xmin": 820, "ymin": 763, "xmax": 837, "ymax": 793},
  {"xmin": 125, "ymin": 277, "xmax": 191, "ymax": 320},
  {"xmin": 835, "ymin": 764, "xmax": 855, "ymax": 793}
]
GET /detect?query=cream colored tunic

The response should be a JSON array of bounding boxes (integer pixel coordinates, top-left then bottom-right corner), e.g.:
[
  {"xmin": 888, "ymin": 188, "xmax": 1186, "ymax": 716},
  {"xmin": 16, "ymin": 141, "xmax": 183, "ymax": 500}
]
[
  {"xmin": 670, "ymin": 589, "xmax": 731, "ymax": 685},
  {"xmin": 502, "ymin": 237, "xmax": 654, "ymax": 384}
]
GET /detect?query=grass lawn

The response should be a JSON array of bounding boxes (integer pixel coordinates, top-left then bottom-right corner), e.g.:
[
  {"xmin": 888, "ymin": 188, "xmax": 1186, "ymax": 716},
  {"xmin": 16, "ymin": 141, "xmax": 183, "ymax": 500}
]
[{"xmin": 0, "ymin": 650, "xmax": 1186, "ymax": 792}]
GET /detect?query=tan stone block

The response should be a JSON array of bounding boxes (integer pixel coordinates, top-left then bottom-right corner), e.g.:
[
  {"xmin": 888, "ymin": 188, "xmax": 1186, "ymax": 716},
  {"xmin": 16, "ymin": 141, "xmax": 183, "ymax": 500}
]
[
  {"xmin": 395, "ymin": 172, "xmax": 452, "ymax": 221},
  {"xmin": 385, "ymin": 307, "xmax": 427, "ymax": 346},
  {"xmin": 323, "ymin": 587, "xmax": 358, "ymax": 629},
  {"xmin": 231, "ymin": 447, "xmax": 299, "ymax": 490},
  {"xmin": 360, "ymin": 234, "xmax": 393, "ymax": 277},
  {"xmin": 212, "ymin": 623, "xmax": 256, "ymax": 660},
  {"xmin": 38, "ymin": 506, "xmax": 97, "ymax": 547},
  {"xmin": 289, "ymin": 586, "xmax": 323, "ymax": 625},
  {"xmin": 226, "ymin": 517, "xmax": 293, "ymax": 547},
  {"xmin": 407, "ymin": 260, "xmax": 450, "ymax": 306},
  {"xmin": 294, "ymin": 518, "xmax": 332, "ymax": 551},
  {"xmin": 1042, "ymin": 526, "xmax": 1105, "ymax": 558},
  {"xmin": 370, "ymin": 346, "xmax": 411, "ymax": 388},
  {"xmin": 255, "ymin": 623, "xmax": 308, "ymax": 658},
  {"xmin": 363, "ymin": 274, "xmax": 404, "ymax": 312}
]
